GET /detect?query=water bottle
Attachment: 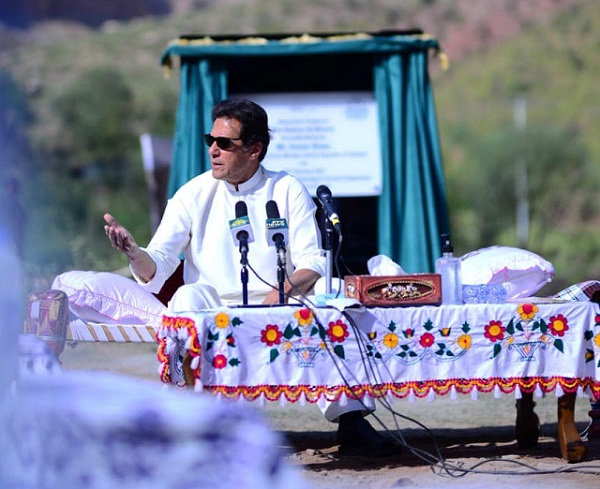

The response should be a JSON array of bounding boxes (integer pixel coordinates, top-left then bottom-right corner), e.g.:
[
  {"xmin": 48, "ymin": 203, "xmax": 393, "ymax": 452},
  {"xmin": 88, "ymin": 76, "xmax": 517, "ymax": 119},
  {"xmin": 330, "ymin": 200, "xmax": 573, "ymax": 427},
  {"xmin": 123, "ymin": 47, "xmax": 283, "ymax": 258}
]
[{"xmin": 435, "ymin": 233, "xmax": 463, "ymax": 305}]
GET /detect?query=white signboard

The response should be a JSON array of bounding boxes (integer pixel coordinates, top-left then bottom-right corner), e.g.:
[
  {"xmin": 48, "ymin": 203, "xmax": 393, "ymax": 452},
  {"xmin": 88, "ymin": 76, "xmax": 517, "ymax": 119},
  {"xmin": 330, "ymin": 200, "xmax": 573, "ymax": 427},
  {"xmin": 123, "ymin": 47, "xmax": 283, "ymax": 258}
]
[{"xmin": 247, "ymin": 92, "xmax": 382, "ymax": 197}]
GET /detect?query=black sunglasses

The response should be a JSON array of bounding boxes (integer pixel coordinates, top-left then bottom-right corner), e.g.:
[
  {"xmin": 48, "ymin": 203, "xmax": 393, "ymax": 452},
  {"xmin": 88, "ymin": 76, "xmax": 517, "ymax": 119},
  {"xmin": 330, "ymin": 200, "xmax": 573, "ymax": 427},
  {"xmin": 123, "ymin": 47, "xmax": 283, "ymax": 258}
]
[{"xmin": 204, "ymin": 134, "xmax": 243, "ymax": 151}]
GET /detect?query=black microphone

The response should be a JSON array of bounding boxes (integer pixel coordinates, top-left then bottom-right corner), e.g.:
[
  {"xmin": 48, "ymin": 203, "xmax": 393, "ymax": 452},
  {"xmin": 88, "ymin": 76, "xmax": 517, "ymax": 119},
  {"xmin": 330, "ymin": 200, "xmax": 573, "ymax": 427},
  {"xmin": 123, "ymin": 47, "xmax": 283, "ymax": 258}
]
[
  {"xmin": 316, "ymin": 185, "xmax": 342, "ymax": 235},
  {"xmin": 231, "ymin": 201, "xmax": 252, "ymax": 304},
  {"xmin": 265, "ymin": 200, "xmax": 288, "ymax": 259},
  {"xmin": 229, "ymin": 201, "xmax": 254, "ymax": 254}
]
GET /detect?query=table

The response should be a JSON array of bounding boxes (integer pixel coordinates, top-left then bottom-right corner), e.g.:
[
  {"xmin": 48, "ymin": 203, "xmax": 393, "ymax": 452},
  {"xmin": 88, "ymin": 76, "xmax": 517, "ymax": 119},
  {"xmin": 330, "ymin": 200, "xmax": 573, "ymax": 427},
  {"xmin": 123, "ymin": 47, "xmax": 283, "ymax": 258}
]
[{"xmin": 156, "ymin": 300, "xmax": 600, "ymax": 461}]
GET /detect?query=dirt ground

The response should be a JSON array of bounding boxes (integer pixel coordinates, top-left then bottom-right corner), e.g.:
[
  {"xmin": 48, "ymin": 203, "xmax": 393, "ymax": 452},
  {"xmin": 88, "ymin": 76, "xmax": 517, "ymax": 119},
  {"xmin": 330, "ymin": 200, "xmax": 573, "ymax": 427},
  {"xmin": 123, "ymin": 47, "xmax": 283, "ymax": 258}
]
[{"xmin": 60, "ymin": 342, "xmax": 600, "ymax": 488}]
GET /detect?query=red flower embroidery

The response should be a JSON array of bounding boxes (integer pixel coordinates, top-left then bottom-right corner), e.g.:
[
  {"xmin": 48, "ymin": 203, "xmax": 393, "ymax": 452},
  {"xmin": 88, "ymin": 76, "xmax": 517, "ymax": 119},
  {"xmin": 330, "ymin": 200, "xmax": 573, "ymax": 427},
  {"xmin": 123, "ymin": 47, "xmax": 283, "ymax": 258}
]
[
  {"xmin": 327, "ymin": 319, "xmax": 349, "ymax": 343},
  {"xmin": 404, "ymin": 328, "xmax": 414, "ymax": 339},
  {"xmin": 484, "ymin": 320, "xmax": 505, "ymax": 342},
  {"xmin": 419, "ymin": 332, "xmax": 435, "ymax": 348},
  {"xmin": 213, "ymin": 354, "xmax": 228, "ymax": 369},
  {"xmin": 548, "ymin": 314, "xmax": 569, "ymax": 337},
  {"xmin": 261, "ymin": 324, "xmax": 283, "ymax": 346}
]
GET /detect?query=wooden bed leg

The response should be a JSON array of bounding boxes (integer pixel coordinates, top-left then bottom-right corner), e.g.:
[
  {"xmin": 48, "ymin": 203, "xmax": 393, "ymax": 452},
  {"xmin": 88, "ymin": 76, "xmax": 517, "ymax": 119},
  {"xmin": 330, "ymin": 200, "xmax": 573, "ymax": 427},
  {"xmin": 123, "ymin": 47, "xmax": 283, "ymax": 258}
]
[
  {"xmin": 557, "ymin": 393, "xmax": 585, "ymax": 462},
  {"xmin": 516, "ymin": 392, "xmax": 540, "ymax": 448}
]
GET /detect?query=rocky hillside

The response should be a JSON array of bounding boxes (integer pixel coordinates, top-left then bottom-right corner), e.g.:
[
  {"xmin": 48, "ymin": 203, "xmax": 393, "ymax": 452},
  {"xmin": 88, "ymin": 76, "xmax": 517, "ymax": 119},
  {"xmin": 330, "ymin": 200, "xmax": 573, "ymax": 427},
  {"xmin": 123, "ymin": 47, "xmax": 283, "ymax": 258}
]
[{"xmin": 0, "ymin": 0, "xmax": 585, "ymax": 62}]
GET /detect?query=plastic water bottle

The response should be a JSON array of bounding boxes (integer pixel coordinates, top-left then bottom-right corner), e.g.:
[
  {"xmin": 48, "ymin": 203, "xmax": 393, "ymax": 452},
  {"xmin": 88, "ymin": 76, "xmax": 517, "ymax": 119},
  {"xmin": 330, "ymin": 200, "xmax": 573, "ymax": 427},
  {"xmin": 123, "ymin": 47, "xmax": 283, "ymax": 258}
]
[{"xmin": 435, "ymin": 233, "xmax": 463, "ymax": 305}]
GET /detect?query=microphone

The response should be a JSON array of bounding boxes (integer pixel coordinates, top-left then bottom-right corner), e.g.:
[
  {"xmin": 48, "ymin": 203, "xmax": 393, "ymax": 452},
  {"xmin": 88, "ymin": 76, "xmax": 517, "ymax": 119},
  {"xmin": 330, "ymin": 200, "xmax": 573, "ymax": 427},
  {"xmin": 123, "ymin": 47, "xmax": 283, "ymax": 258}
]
[
  {"xmin": 229, "ymin": 201, "xmax": 255, "ymax": 253},
  {"xmin": 316, "ymin": 185, "xmax": 342, "ymax": 235},
  {"xmin": 265, "ymin": 200, "xmax": 288, "ymax": 258}
]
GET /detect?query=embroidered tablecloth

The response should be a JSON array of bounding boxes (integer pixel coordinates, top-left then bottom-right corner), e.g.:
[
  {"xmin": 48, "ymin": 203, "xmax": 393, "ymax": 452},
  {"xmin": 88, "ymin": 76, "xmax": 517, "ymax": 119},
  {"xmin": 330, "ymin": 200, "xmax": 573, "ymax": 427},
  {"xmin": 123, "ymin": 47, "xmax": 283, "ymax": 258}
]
[{"xmin": 157, "ymin": 301, "xmax": 600, "ymax": 403}]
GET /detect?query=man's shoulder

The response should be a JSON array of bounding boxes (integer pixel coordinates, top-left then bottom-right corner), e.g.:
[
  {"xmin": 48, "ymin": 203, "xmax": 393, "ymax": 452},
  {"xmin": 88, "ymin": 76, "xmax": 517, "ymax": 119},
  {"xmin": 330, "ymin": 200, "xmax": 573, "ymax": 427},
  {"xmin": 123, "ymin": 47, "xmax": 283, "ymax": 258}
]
[
  {"xmin": 171, "ymin": 170, "xmax": 219, "ymax": 201},
  {"xmin": 178, "ymin": 170, "xmax": 216, "ymax": 190}
]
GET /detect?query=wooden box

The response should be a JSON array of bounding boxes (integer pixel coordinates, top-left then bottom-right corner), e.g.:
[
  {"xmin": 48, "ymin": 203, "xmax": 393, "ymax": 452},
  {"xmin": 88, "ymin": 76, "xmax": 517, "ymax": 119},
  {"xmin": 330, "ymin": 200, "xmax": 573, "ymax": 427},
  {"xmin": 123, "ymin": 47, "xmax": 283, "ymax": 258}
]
[{"xmin": 344, "ymin": 274, "xmax": 442, "ymax": 307}]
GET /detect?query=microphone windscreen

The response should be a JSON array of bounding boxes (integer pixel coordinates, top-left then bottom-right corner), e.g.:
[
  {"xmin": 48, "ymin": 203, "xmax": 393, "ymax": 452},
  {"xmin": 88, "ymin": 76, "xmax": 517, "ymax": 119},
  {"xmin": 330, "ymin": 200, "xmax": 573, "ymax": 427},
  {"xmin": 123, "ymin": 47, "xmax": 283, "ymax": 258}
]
[
  {"xmin": 235, "ymin": 200, "xmax": 248, "ymax": 218},
  {"xmin": 230, "ymin": 200, "xmax": 255, "ymax": 244},
  {"xmin": 266, "ymin": 200, "xmax": 280, "ymax": 219},
  {"xmin": 316, "ymin": 185, "xmax": 332, "ymax": 202}
]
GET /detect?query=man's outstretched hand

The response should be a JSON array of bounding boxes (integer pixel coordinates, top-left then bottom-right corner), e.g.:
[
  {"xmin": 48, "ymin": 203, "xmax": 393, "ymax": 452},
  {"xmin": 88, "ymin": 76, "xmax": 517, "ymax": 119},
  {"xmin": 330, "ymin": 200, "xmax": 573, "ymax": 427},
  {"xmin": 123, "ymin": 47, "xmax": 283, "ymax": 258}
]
[
  {"xmin": 104, "ymin": 213, "xmax": 139, "ymax": 257},
  {"xmin": 103, "ymin": 213, "xmax": 156, "ymax": 283}
]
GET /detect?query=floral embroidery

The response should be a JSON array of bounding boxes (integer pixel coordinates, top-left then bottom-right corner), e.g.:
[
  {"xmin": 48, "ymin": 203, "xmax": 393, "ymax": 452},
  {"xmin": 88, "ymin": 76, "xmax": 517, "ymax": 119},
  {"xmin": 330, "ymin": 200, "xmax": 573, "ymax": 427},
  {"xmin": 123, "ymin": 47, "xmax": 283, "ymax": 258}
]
[
  {"xmin": 365, "ymin": 318, "xmax": 471, "ymax": 364},
  {"xmin": 457, "ymin": 334, "xmax": 472, "ymax": 350},
  {"xmin": 214, "ymin": 312, "xmax": 230, "ymax": 329},
  {"xmin": 294, "ymin": 308, "xmax": 314, "ymax": 326},
  {"xmin": 548, "ymin": 314, "xmax": 569, "ymax": 337},
  {"xmin": 327, "ymin": 319, "xmax": 349, "ymax": 343},
  {"xmin": 383, "ymin": 332, "xmax": 399, "ymax": 349},
  {"xmin": 263, "ymin": 308, "xmax": 346, "ymax": 367},
  {"xmin": 204, "ymin": 311, "xmax": 243, "ymax": 369},
  {"xmin": 261, "ymin": 324, "xmax": 283, "ymax": 346},
  {"xmin": 585, "ymin": 312, "xmax": 600, "ymax": 367},
  {"xmin": 213, "ymin": 354, "xmax": 228, "ymax": 369},
  {"xmin": 517, "ymin": 303, "xmax": 538, "ymax": 320},
  {"xmin": 419, "ymin": 332, "xmax": 435, "ymax": 348},
  {"xmin": 486, "ymin": 303, "xmax": 568, "ymax": 360},
  {"xmin": 484, "ymin": 320, "xmax": 505, "ymax": 342}
]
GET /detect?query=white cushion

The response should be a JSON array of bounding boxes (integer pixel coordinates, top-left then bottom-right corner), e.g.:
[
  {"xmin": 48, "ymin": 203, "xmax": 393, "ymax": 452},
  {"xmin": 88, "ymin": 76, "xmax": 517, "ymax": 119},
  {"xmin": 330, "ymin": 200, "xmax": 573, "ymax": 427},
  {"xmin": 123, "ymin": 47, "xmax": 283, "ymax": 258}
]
[
  {"xmin": 460, "ymin": 246, "xmax": 555, "ymax": 299},
  {"xmin": 52, "ymin": 271, "xmax": 167, "ymax": 325}
]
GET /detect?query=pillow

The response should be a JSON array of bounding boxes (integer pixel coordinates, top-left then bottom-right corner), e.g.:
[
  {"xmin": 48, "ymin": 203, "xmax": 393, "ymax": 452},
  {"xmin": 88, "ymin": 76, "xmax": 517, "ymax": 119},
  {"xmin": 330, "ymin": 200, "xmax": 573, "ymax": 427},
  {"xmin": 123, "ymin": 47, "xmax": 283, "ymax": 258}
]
[
  {"xmin": 52, "ymin": 271, "xmax": 167, "ymax": 326},
  {"xmin": 554, "ymin": 280, "xmax": 600, "ymax": 303},
  {"xmin": 460, "ymin": 246, "xmax": 555, "ymax": 299}
]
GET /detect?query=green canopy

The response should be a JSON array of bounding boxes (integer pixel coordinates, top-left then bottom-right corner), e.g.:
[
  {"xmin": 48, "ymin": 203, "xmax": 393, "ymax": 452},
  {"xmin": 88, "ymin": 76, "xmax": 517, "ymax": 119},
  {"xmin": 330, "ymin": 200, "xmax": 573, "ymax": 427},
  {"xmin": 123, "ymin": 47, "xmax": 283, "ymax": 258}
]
[{"xmin": 160, "ymin": 30, "xmax": 449, "ymax": 273}]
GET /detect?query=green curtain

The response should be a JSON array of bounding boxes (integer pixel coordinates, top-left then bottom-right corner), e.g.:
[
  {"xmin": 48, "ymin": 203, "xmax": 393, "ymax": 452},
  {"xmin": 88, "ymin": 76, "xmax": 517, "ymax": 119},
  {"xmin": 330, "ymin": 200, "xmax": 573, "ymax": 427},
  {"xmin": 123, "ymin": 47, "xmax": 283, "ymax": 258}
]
[
  {"xmin": 161, "ymin": 33, "xmax": 448, "ymax": 272},
  {"xmin": 167, "ymin": 58, "xmax": 227, "ymax": 195},
  {"xmin": 374, "ymin": 51, "xmax": 449, "ymax": 272}
]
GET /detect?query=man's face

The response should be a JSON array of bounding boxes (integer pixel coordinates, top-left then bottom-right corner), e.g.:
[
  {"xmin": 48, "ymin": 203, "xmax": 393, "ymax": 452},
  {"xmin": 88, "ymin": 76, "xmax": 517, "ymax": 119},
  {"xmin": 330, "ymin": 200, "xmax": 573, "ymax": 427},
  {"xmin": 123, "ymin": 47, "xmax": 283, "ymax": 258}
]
[{"xmin": 207, "ymin": 117, "xmax": 261, "ymax": 185}]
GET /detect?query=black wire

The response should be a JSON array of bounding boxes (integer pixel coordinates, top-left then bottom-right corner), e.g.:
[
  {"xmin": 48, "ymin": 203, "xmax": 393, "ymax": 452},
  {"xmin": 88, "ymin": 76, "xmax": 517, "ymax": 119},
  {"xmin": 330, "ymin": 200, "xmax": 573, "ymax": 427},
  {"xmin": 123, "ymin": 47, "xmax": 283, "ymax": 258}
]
[{"xmin": 241, "ymin": 250, "xmax": 600, "ymax": 478}]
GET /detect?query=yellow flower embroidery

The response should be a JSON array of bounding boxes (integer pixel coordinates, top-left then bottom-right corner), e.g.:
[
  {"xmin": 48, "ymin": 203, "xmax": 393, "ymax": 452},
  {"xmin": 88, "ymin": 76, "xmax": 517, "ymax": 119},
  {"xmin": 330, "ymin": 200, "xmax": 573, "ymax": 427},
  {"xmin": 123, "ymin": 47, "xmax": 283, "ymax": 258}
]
[
  {"xmin": 383, "ymin": 332, "xmax": 399, "ymax": 349},
  {"xmin": 594, "ymin": 333, "xmax": 600, "ymax": 348},
  {"xmin": 294, "ymin": 308, "xmax": 314, "ymax": 326},
  {"xmin": 457, "ymin": 334, "xmax": 472, "ymax": 350},
  {"xmin": 517, "ymin": 303, "xmax": 538, "ymax": 320},
  {"xmin": 214, "ymin": 312, "xmax": 230, "ymax": 329}
]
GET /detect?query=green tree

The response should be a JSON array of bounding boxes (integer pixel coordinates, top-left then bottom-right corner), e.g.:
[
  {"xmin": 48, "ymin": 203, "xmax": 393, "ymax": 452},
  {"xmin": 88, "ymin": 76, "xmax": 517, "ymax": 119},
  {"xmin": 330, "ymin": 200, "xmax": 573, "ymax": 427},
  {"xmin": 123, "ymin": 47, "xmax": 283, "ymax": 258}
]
[
  {"xmin": 53, "ymin": 67, "xmax": 137, "ymax": 186},
  {"xmin": 0, "ymin": 69, "xmax": 33, "ymax": 180},
  {"xmin": 451, "ymin": 124, "xmax": 600, "ymax": 292}
]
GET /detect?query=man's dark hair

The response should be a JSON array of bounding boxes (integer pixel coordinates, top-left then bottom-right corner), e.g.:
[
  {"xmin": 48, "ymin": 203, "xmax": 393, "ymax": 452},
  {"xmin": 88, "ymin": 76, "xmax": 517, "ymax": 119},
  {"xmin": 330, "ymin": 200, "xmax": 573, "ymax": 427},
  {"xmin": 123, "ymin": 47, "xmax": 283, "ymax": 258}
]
[{"xmin": 212, "ymin": 98, "xmax": 271, "ymax": 161}]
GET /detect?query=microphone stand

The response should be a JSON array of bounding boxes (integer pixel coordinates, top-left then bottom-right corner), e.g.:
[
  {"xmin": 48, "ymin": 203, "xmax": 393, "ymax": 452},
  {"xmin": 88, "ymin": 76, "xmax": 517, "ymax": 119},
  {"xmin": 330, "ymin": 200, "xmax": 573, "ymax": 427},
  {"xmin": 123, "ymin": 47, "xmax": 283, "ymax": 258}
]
[
  {"xmin": 324, "ymin": 218, "xmax": 335, "ymax": 294},
  {"xmin": 239, "ymin": 239, "xmax": 249, "ymax": 305},
  {"xmin": 277, "ymin": 249, "xmax": 285, "ymax": 304}
]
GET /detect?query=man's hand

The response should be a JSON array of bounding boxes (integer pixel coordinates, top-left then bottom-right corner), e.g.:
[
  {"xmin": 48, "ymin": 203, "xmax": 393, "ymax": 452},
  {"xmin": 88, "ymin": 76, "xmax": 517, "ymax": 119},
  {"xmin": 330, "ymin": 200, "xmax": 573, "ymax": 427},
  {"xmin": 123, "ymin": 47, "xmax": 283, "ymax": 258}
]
[
  {"xmin": 263, "ymin": 288, "xmax": 284, "ymax": 305},
  {"xmin": 104, "ymin": 213, "xmax": 139, "ymax": 257},
  {"xmin": 104, "ymin": 213, "xmax": 157, "ymax": 283},
  {"xmin": 261, "ymin": 269, "xmax": 321, "ymax": 305}
]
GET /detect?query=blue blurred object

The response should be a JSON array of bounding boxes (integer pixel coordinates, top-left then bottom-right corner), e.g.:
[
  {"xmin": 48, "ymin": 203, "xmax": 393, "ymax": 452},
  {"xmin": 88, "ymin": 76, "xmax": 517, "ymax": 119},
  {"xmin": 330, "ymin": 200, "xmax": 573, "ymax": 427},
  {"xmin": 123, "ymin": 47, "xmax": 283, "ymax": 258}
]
[{"xmin": 462, "ymin": 284, "xmax": 507, "ymax": 304}]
